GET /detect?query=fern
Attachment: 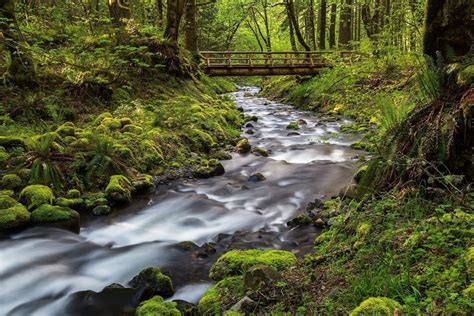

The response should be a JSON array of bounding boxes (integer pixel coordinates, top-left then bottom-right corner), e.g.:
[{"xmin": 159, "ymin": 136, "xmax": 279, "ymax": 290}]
[
  {"xmin": 24, "ymin": 133, "xmax": 67, "ymax": 188},
  {"xmin": 84, "ymin": 134, "xmax": 132, "ymax": 184},
  {"xmin": 415, "ymin": 57, "xmax": 443, "ymax": 104},
  {"xmin": 377, "ymin": 92, "xmax": 415, "ymax": 133}
]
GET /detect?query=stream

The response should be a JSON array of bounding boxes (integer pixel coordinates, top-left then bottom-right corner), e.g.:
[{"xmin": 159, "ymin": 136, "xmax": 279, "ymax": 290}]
[{"xmin": 0, "ymin": 87, "xmax": 364, "ymax": 315}]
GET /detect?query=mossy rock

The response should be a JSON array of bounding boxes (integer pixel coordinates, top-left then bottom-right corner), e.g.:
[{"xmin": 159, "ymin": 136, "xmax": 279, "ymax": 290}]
[
  {"xmin": 132, "ymin": 174, "xmax": 155, "ymax": 192},
  {"xmin": 0, "ymin": 196, "xmax": 30, "ymax": 231},
  {"xmin": 93, "ymin": 112, "xmax": 113, "ymax": 125},
  {"xmin": 20, "ymin": 185, "xmax": 55, "ymax": 211},
  {"xmin": 67, "ymin": 189, "xmax": 81, "ymax": 199},
  {"xmin": 113, "ymin": 144, "xmax": 133, "ymax": 159},
  {"xmin": 354, "ymin": 165, "xmax": 368, "ymax": 183},
  {"xmin": 92, "ymin": 205, "xmax": 111, "ymax": 216},
  {"xmin": 1, "ymin": 174, "xmax": 22, "ymax": 190},
  {"xmin": 236, "ymin": 139, "xmax": 251, "ymax": 154},
  {"xmin": 350, "ymin": 141, "xmax": 369, "ymax": 150},
  {"xmin": 119, "ymin": 117, "xmax": 133, "ymax": 126},
  {"xmin": 457, "ymin": 65, "xmax": 474, "ymax": 85},
  {"xmin": 252, "ymin": 147, "xmax": 270, "ymax": 157},
  {"xmin": 136, "ymin": 296, "xmax": 180, "ymax": 316},
  {"xmin": 56, "ymin": 197, "xmax": 85, "ymax": 211},
  {"xmin": 70, "ymin": 138, "xmax": 90, "ymax": 149},
  {"xmin": 105, "ymin": 175, "xmax": 132, "ymax": 203},
  {"xmin": 198, "ymin": 276, "xmax": 245, "ymax": 315},
  {"xmin": 287, "ymin": 214, "xmax": 313, "ymax": 227},
  {"xmin": 129, "ymin": 267, "xmax": 174, "ymax": 299},
  {"xmin": 350, "ymin": 297, "xmax": 402, "ymax": 315},
  {"xmin": 248, "ymin": 172, "xmax": 266, "ymax": 182},
  {"xmin": 0, "ymin": 148, "xmax": 9, "ymax": 165},
  {"xmin": 209, "ymin": 249, "xmax": 297, "ymax": 281},
  {"xmin": 121, "ymin": 124, "xmax": 143, "ymax": 134},
  {"xmin": 243, "ymin": 264, "xmax": 281, "ymax": 291},
  {"xmin": 194, "ymin": 159, "xmax": 225, "ymax": 179},
  {"xmin": 286, "ymin": 122, "xmax": 300, "ymax": 130},
  {"xmin": 83, "ymin": 192, "xmax": 108, "ymax": 210},
  {"xmin": 30, "ymin": 204, "xmax": 80, "ymax": 233},
  {"xmin": 0, "ymin": 190, "xmax": 14, "ymax": 197},
  {"xmin": 212, "ymin": 150, "xmax": 233, "ymax": 161},
  {"xmin": 17, "ymin": 168, "xmax": 31, "ymax": 181}
]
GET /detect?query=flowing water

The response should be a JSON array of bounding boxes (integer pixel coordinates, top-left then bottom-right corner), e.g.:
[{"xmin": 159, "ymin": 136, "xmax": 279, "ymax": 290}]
[{"xmin": 0, "ymin": 87, "xmax": 364, "ymax": 315}]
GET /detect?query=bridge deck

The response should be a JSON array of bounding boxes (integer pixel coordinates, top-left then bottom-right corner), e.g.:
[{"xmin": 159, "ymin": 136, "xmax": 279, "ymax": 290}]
[{"xmin": 201, "ymin": 51, "xmax": 357, "ymax": 76}]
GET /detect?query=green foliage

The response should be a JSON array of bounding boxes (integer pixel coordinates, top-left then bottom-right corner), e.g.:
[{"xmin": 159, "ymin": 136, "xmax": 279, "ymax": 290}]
[
  {"xmin": 26, "ymin": 133, "xmax": 66, "ymax": 188},
  {"xmin": 0, "ymin": 197, "xmax": 30, "ymax": 231},
  {"xmin": 377, "ymin": 92, "xmax": 415, "ymax": 133}
]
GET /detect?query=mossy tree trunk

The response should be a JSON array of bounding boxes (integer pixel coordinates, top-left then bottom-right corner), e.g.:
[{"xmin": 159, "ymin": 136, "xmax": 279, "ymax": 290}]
[
  {"xmin": 423, "ymin": 0, "xmax": 474, "ymax": 61},
  {"xmin": 184, "ymin": 0, "xmax": 197, "ymax": 54},
  {"xmin": 164, "ymin": 0, "xmax": 188, "ymax": 43},
  {"xmin": 108, "ymin": 0, "xmax": 131, "ymax": 27},
  {"xmin": 0, "ymin": 0, "xmax": 35, "ymax": 85}
]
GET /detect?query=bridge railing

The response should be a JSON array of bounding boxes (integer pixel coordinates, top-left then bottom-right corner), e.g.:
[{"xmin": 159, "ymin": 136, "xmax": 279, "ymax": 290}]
[{"xmin": 200, "ymin": 51, "xmax": 358, "ymax": 68}]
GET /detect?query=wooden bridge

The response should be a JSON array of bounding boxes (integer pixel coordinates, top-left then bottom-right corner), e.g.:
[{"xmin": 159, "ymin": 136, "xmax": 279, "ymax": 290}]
[{"xmin": 201, "ymin": 51, "xmax": 359, "ymax": 76}]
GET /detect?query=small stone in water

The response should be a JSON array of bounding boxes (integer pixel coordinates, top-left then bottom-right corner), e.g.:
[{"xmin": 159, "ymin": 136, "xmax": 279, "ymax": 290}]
[
  {"xmin": 248, "ymin": 173, "xmax": 266, "ymax": 182},
  {"xmin": 287, "ymin": 132, "xmax": 300, "ymax": 136}
]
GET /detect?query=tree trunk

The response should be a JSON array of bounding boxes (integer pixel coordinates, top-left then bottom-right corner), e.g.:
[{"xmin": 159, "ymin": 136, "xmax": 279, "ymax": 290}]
[
  {"xmin": 329, "ymin": 2, "xmax": 336, "ymax": 48},
  {"xmin": 164, "ymin": 0, "xmax": 187, "ymax": 43},
  {"xmin": 184, "ymin": 0, "xmax": 198, "ymax": 54},
  {"xmin": 108, "ymin": 0, "xmax": 131, "ymax": 26},
  {"xmin": 423, "ymin": 0, "xmax": 474, "ymax": 60},
  {"xmin": 285, "ymin": 0, "xmax": 311, "ymax": 51},
  {"xmin": 318, "ymin": 0, "xmax": 326, "ymax": 49},
  {"xmin": 156, "ymin": 0, "xmax": 163, "ymax": 26},
  {"xmin": 0, "ymin": 0, "xmax": 35, "ymax": 85},
  {"xmin": 338, "ymin": 0, "xmax": 352, "ymax": 47},
  {"xmin": 308, "ymin": 0, "xmax": 316, "ymax": 50},
  {"xmin": 287, "ymin": 7, "xmax": 297, "ymax": 51}
]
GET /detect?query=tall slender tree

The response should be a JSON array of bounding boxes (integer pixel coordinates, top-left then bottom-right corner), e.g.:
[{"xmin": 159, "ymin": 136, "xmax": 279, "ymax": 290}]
[
  {"xmin": 318, "ymin": 0, "xmax": 327, "ymax": 49},
  {"xmin": 338, "ymin": 0, "xmax": 352, "ymax": 47},
  {"xmin": 328, "ymin": 2, "xmax": 336, "ymax": 48}
]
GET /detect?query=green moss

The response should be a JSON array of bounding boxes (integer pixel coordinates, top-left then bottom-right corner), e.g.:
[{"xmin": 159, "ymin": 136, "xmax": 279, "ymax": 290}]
[
  {"xmin": 236, "ymin": 138, "xmax": 251, "ymax": 154},
  {"xmin": 350, "ymin": 297, "xmax": 402, "ymax": 315},
  {"xmin": 0, "ymin": 190, "xmax": 14, "ymax": 197},
  {"xmin": 462, "ymin": 283, "xmax": 474, "ymax": 299},
  {"xmin": 354, "ymin": 165, "xmax": 368, "ymax": 183},
  {"xmin": 56, "ymin": 197, "xmax": 84, "ymax": 210},
  {"xmin": 0, "ymin": 148, "xmax": 10, "ymax": 164},
  {"xmin": 55, "ymin": 122, "xmax": 76, "ymax": 137},
  {"xmin": 286, "ymin": 122, "xmax": 300, "ymax": 130},
  {"xmin": 457, "ymin": 65, "xmax": 474, "ymax": 85},
  {"xmin": 130, "ymin": 267, "xmax": 174, "ymax": 298},
  {"xmin": 105, "ymin": 175, "xmax": 132, "ymax": 203},
  {"xmin": 67, "ymin": 189, "xmax": 81, "ymax": 199},
  {"xmin": 121, "ymin": 124, "xmax": 143, "ymax": 134},
  {"xmin": 17, "ymin": 169, "xmax": 31, "ymax": 181},
  {"xmin": 92, "ymin": 205, "xmax": 111, "ymax": 216},
  {"xmin": 119, "ymin": 117, "xmax": 132, "ymax": 126},
  {"xmin": 198, "ymin": 276, "xmax": 245, "ymax": 315},
  {"xmin": 93, "ymin": 112, "xmax": 113, "ymax": 125},
  {"xmin": 0, "ymin": 201, "xmax": 30, "ymax": 230},
  {"xmin": 210, "ymin": 249, "xmax": 297, "ymax": 281},
  {"xmin": 1, "ymin": 174, "xmax": 22, "ymax": 190},
  {"xmin": 132, "ymin": 174, "xmax": 155, "ymax": 192},
  {"xmin": 252, "ymin": 147, "xmax": 270, "ymax": 157},
  {"xmin": 31, "ymin": 204, "xmax": 79, "ymax": 223},
  {"xmin": 136, "ymin": 296, "xmax": 180, "ymax": 316},
  {"xmin": 19, "ymin": 185, "xmax": 55, "ymax": 210}
]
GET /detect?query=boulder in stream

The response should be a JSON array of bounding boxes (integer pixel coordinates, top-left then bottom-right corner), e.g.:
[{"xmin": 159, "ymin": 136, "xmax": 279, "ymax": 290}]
[
  {"xmin": 30, "ymin": 204, "xmax": 80, "ymax": 233},
  {"xmin": 0, "ymin": 195, "xmax": 30, "ymax": 231},
  {"xmin": 194, "ymin": 159, "xmax": 225, "ymax": 179},
  {"xmin": 248, "ymin": 173, "xmax": 266, "ymax": 182},
  {"xmin": 243, "ymin": 264, "xmax": 281, "ymax": 291},
  {"xmin": 235, "ymin": 138, "xmax": 251, "ymax": 154},
  {"xmin": 136, "ymin": 296, "xmax": 181, "ymax": 316},
  {"xmin": 129, "ymin": 267, "xmax": 175, "ymax": 299}
]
